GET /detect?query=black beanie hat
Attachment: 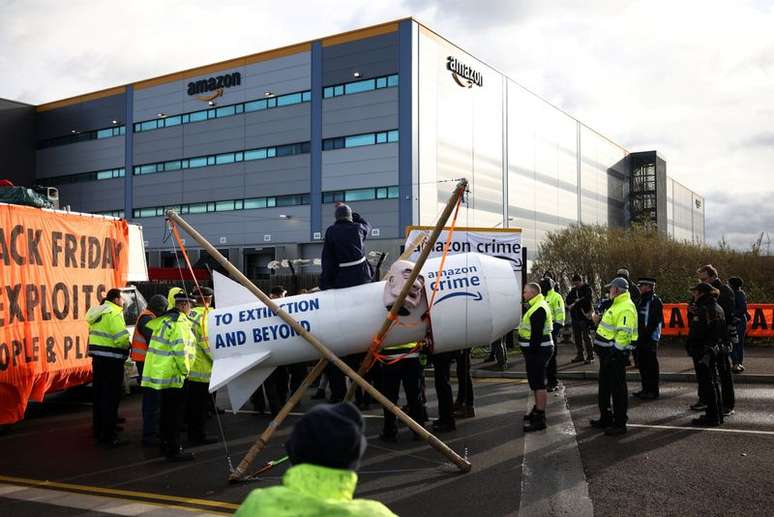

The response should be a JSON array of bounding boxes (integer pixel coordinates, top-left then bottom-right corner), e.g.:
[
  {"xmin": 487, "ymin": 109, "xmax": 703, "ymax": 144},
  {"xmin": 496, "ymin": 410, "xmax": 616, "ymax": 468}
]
[{"xmin": 285, "ymin": 402, "xmax": 367, "ymax": 471}]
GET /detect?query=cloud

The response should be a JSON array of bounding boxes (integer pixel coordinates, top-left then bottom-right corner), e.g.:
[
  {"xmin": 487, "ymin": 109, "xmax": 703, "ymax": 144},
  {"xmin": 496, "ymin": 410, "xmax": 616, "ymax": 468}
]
[
  {"xmin": 704, "ymin": 190, "xmax": 774, "ymax": 250},
  {"xmin": 740, "ymin": 132, "xmax": 774, "ymax": 148}
]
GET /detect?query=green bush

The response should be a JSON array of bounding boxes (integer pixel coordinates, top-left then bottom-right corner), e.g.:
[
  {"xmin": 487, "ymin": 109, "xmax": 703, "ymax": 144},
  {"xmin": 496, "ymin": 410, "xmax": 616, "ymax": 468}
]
[{"xmin": 532, "ymin": 224, "xmax": 774, "ymax": 303}]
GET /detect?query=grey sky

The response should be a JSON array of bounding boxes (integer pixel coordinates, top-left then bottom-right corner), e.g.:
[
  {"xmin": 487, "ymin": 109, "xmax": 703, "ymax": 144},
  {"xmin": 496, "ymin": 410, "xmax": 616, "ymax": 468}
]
[{"xmin": 1, "ymin": 0, "xmax": 771, "ymax": 249}]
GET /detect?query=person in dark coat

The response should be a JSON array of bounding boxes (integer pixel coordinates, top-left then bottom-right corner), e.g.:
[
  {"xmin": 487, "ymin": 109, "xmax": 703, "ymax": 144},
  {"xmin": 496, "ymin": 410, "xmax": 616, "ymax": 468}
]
[
  {"xmin": 633, "ymin": 278, "xmax": 664, "ymax": 400},
  {"xmin": 320, "ymin": 203, "xmax": 373, "ymax": 401},
  {"xmin": 728, "ymin": 277, "xmax": 748, "ymax": 373},
  {"xmin": 566, "ymin": 274, "xmax": 594, "ymax": 363},
  {"xmin": 320, "ymin": 203, "xmax": 372, "ymax": 291},
  {"xmin": 687, "ymin": 283, "xmax": 726, "ymax": 426},
  {"xmin": 697, "ymin": 264, "xmax": 735, "ymax": 416}
]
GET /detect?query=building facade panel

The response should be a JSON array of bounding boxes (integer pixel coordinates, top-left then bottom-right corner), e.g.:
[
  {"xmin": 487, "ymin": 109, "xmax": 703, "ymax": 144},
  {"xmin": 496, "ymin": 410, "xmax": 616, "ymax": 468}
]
[
  {"xmin": 322, "ymin": 88, "xmax": 398, "ymax": 138},
  {"xmin": 36, "ymin": 93, "xmax": 126, "ymax": 140},
  {"xmin": 322, "ymin": 199, "xmax": 399, "ymax": 239},
  {"xmin": 322, "ymin": 33, "xmax": 399, "ymax": 86},
  {"xmin": 0, "ymin": 100, "xmax": 36, "ymax": 184},
  {"xmin": 36, "ymin": 137, "xmax": 125, "ymax": 178},
  {"xmin": 321, "ymin": 143, "xmax": 398, "ymax": 191},
  {"xmin": 56, "ymin": 178, "xmax": 124, "ymax": 213}
]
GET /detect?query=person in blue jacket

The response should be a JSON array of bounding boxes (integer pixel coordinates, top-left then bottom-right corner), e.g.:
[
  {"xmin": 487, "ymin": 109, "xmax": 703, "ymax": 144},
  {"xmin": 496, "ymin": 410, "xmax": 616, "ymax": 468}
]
[{"xmin": 320, "ymin": 203, "xmax": 373, "ymax": 291}]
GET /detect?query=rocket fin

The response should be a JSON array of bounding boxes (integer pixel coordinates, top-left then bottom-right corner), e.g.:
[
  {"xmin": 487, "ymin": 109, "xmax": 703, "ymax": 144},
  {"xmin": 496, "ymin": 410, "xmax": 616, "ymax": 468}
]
[
  {"xmin": 213, "ymin": 271, "xmax": 260, "ymax": 308},
  {"xmin": 209, "ymin": 350, "xmax": 272, "ymax": 393},
  {"xmin": 226, "ymin": 367, "xmax": 274, "ymax": 411}
]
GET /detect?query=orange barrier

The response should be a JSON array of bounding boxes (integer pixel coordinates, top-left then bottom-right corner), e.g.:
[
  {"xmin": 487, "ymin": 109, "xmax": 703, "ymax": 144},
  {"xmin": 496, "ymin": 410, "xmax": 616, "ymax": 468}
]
[
  {"xmin": 0, "ymin": 205, "xmax": 128, "ymax": 424},
  {"xmin": 662, "ymin": 303, "xmax": 774, "ymax": 337}
]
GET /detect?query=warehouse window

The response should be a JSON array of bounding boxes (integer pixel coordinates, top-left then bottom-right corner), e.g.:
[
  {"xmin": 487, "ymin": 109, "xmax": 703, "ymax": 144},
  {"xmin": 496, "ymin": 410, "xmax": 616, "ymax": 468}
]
[
  {"xmin": 132, "ymin": 193, "xmax": 310, "ymax": 218},
  {"xmin": 38, "ymin": 125, "xmax": 125, "ymax": 149},
  {"xmin": 133, "ymin": 141, "xmax": 310, "ymax": 176},
  {"xmin": 323, "ymin": 73, "xmax": 398, "ymax": 98},
  {"xmin": 92, "ymin": 209, "xmax": 125, "ymax": 218},
  {"xmin": 133, "ymin": 89, "xmax": 311, "ymax": 133},
  {"xmin": 37, "ymin": 167, "xmax": 125, "ymax": 186},
  {"xmin": 322, "ymin": 130, "xmax": 398, "ymax": 151},
  {"xmin": 322, "ymin": 186, "xmax": 399, "ymax": 203}
]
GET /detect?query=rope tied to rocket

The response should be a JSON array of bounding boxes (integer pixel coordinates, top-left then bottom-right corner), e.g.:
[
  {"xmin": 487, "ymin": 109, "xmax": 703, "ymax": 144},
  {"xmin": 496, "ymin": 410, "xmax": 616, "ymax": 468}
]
[{"xmin": 372, "ymin": 194, "xmax": 464, "ymax": 365}]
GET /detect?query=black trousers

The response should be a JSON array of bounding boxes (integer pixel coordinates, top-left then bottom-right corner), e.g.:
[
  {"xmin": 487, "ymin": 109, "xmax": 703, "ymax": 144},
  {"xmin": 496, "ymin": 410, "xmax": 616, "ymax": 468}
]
[
  {"xmin": 91, "ymin": 356, "xmax": 125, "ymax": 441},
  {"xmin": 637, "ymin": 340, "xmax": 660, "ymax": 394},
  {"xmin": 288, "ymin": 363, "xmax": 308, "ymax": 394},
  {"xmin": 160, "ymin": 387, "xmax": 186, "ymax": 456},
  {"xmin": 572, "ymin": 320, "xmax": 594, "ymax": 358},
  {"xmin": 691, "ymin": 355, "xmax": 705, "ymax": 403},
  {"xmin": 717, "ymin": 349, "xmax": 735, "ymax": 411},
  {"xmin": 382, "ymin": 357, "xmax": 424, "ymax": 435},
  {"xmin": 695, "ymin": 351, "xmax": 722, "ymax": 422},
  {"xmin": 547, "ymin": 324, "xmax": 562, "ymax": 387},
  {"xmin": 455, "ymin": 348, "xmax": 474, "ymax": 407},
  {"xmin": 597, "ymin": 348, "xmax": 628, "ymax": 426},
  {"xmin": 185, "ymin": 380, "xmax": 209, "ymax": 441},
  {"xmin": 432, "ymin": 352, "xmax": 456, "ymax": 425},
  {"xmin": 326, "ymin": 362, "xmax": 347, "ymax": 403}
]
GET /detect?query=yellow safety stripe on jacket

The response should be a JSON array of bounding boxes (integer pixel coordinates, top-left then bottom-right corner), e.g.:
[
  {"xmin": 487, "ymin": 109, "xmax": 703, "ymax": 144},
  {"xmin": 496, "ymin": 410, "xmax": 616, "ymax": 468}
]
[
  {"xmin": 87, "ymin": 301, "xmax": 130, "ymax": 358},
  {"xmin": 517, "ymin": 294, "xmax": 554, "ymax": 347},
  {"xmin": 382, "ymin": 342, "xmax": 419, "ymax": 359},
  {"xmin": 141, "ymin": 312, "xmax": 196, "ymax": 390},
  {"xmin": 188, "ymin": 306, "xmax": 213, "ymax": 383},
  {"xmin": 594, "ymin": 291, "xmax": 639, "ymax": 350},
  {"xmin": 545, "ymin": 289, "xmax": 566, "ymax": 324}
]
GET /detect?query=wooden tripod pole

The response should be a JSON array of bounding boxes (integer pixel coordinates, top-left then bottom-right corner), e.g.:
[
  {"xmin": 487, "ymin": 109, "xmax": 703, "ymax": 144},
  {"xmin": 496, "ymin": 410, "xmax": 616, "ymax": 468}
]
[
  {"xmin": 165, "ymin": 208, "xmax": 472, "ymax": 480},
  {"xmin": 345, "ymin": 179, "xmax": 467, "ymax": 401}
]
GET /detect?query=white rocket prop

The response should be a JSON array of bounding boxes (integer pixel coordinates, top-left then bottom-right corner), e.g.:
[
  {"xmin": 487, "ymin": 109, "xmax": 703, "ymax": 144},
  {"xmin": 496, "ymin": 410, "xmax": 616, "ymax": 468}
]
[{"xmin": 208, "ymin": 252, "xmax": 519, "ymax": 411}]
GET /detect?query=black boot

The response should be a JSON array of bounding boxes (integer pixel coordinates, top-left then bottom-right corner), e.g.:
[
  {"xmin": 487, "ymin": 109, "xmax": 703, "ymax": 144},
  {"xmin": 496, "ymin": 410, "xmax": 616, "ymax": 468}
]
[
  {"xmin": 523, "ymin": 409, "xmax": 546, "ymax": 432},
  {"xmin": 523, "ymin": 405, "xmax": 537, "ymax": 421}
]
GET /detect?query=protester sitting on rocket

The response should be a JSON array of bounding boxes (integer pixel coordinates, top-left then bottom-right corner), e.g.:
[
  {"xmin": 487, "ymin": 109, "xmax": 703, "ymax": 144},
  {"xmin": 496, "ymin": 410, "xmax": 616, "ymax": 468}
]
[{"xmin": 236, "ymin": 402, "xmax": 396, "ymax": 516}]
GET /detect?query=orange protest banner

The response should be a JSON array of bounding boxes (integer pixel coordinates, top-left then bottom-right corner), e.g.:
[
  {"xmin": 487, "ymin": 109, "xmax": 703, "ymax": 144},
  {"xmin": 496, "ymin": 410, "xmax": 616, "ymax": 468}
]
[
  {"xmin": 662, "ymin": 303, "xmax": 774, "ymax": 337},
  {"xmin": 0, "ymin": 205, "xmax": 129, "ymax": 424}
]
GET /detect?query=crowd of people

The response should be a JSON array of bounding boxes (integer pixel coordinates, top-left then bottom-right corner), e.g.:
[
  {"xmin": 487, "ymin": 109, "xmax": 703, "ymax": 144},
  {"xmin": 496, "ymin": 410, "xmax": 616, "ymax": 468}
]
[{"xmin": 83, "ymin": 200, "xmax": 753, "ymax": 514}]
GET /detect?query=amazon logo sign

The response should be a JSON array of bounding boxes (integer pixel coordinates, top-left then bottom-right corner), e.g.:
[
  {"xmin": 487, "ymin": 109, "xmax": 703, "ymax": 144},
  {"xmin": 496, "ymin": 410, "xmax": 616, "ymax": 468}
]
[
  {"xmin": 447, "ymin": 56, "xmax": 483, "ymax": 88},
  {"xmin": 187, "ymin": 72, "xmax": 242, "ymax": 101}
]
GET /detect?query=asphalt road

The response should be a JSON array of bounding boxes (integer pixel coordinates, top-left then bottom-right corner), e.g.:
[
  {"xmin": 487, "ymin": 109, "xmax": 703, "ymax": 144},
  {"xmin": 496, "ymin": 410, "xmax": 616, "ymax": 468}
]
[{"xmin": 2, "ymin": 377, "xmax": 773, "ymax": 516}]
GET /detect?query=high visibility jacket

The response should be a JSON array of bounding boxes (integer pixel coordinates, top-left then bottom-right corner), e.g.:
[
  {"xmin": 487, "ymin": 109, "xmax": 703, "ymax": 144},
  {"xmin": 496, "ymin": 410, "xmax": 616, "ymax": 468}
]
[
  {"xmin": 545, "ymin": 289, "xmax": 566, "ymax": 325},
  {"xmin": 235, "ymin": 464, "xmax": 396, "ymax": 517},
  {"xmin": 140, "ymin": 310, "xmax": 196, "ymax": 390},
  {"xmin": 594, "ymin": 291, "xmax": 639, "ymax": 351},
  {"xmin": 382, "ymin": 341, "xmax": 419, "ymax": 359},
  {"xmin": 130, "ymin": 309, "xmax": 155, "ymax": 362},
  {"xmin": 518, "ymin": 294, "xmax": 554, "ymax": 347},
  {"xmin": 167, "ymin": 287, "xmax": 184, "ymax": 310},
  {"xmin": 86, "ymin": 301, "xmax": 130, "ymax": 360},
  {"xmin": 188, "ymin": 306, "xmax": 213, "ymax": 383}
]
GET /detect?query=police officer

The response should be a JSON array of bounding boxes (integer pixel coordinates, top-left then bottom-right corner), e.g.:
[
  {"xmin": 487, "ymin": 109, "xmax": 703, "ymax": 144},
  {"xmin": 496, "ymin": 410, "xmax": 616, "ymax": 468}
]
[
  {"xmin": 687, "ymin": 283, "xmax": 725, "ymax": 426},
  {"xmin": 186, "ymin": 287, "xmax": 217, "ymax": 445},
  {"xmin": 566, "ymin": 274, "xmax": 595, "ymax": 363},
  {"xmin": 130, "ymin": 294, "xmax": 168, "ymax": 447},
  {"xmin": 590, "ymin": 277, "xmax": 638, "ymax": 436},
  {"xmin": 541, "ymin": 278, "xmax": 565, "ymax": 392},
  {"xmin": 320, "ymin": 203, "xmax": 373, "ymax": 401},
  {"xmin": 87, "ymin": 288, "xmax": 131, "ymax": 447},
  {"xmin": 141, "ymin": 291, "xmax": 197, "ymax": 461},
  {"xmin": 696, "ymin": 265, "xmax": 736, "ymax": 417},
  {"xmin": 519, "ymin": 282, "xmax": 554, "ymax": 432},
  {"xmin": 379, "ymin": 342, "xmax": 425, "ymax": 442},
  {"xmin": 633, "ymin": 278, "xmax": 664, "ymax": 400}
]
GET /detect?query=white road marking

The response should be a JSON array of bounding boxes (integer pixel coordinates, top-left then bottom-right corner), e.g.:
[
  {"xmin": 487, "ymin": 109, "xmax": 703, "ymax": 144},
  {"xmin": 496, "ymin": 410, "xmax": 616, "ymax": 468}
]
[{"xmin": 628, "ymin": 423, "xmax": 774, "ymax": 436}]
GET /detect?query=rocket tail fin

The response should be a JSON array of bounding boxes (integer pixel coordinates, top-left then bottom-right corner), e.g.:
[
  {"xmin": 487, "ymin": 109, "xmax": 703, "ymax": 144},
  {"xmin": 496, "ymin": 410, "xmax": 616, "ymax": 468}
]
[
  {"xmin": 213, "ymin": 270, "xmax": 260, "ymax": 308},
  {"xmin": 226, "ymin": 366, "xmax": 274, "ymax": 412},
  {"xmin": 209, "ymin": 350, "xmax": 272, "ymax": 393}
]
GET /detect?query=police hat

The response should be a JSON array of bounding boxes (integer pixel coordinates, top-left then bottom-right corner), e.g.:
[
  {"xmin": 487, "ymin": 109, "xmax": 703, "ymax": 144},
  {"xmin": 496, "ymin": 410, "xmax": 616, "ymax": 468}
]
[
  {"xmin": 173, "ymin": 292, "xmax": 195, "ymax": 303},
  {"xmin": 193, "ymin": 286, "xmax": 214, "ymax": 299},
  {"xmin": 637, "ymin": 277, "xmax": 657, "ymax": 286}
]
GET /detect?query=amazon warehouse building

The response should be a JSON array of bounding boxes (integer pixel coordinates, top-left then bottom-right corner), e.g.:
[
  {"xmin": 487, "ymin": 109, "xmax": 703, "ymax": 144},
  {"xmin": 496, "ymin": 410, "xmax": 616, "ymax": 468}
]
[{"xmin": 0, "ymin": 18, "xmax": 705, "ymax": 279}]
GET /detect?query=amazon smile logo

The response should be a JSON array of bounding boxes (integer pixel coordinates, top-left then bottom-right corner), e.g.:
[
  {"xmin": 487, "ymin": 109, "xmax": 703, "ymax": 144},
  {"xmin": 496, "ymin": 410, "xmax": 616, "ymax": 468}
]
[
  {"xmin": 447, "ymin": 56, "xmax": 483, "ymax": 88},
  {"xmin": 187, "ymin": 72, "xmax": 242, "ymax": 101}
]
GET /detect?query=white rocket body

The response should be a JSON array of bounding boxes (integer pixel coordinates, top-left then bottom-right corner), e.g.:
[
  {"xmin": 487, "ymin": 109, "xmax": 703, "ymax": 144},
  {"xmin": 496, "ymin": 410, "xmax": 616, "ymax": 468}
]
[{"xmin": 208, "ymin": 252, "xmax": 519, "ymax": 410}]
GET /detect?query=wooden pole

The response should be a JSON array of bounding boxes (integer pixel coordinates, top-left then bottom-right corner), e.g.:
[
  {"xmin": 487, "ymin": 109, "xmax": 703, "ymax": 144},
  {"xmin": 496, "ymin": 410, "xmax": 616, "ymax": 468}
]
[
  {"xmin": 230, "ymin": 358, "xmax": 328, "ymax": 481},
  {"xmin": 165, "ymin": 208, "xmax": 472, "ymax": 479},
  {"xmin": 345, "ymin": 179, "xmax": 467, "ymax": 401}
]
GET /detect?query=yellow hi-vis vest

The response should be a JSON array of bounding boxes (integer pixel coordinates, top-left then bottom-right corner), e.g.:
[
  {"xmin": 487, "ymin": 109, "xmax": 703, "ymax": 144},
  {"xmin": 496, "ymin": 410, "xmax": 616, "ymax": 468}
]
[
  {"xmin": 188, "ymin": 306, "xmax": 213, "ymax": 383},
  {"xmin": 545, "ymin": 289, "xmax": 566, "ymax": 325},
  {"xmin": 518, "ymin": 294, "xmax": 554, "ymax": 347},
  {"xmin": 594, "ymin": 291, "xmax": 639, "ymax": 351},
  {"xmin": 86, "ymin": 301, "xmax": 130, "ymax": 359},
  {"xmin": 141, "ymin": 310, "xmax": 196, "ymax": 390},
  {"xmin": 382, "ymin": 342, "xmax": 419, "ymax": 359}
]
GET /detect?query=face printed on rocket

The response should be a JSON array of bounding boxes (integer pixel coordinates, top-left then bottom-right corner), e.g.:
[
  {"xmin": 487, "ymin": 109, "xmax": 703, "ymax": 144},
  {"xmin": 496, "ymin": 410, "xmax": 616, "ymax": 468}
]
[{"xmin": 383, "ymin": 259, "xmax": 426, "ymax": 314}]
